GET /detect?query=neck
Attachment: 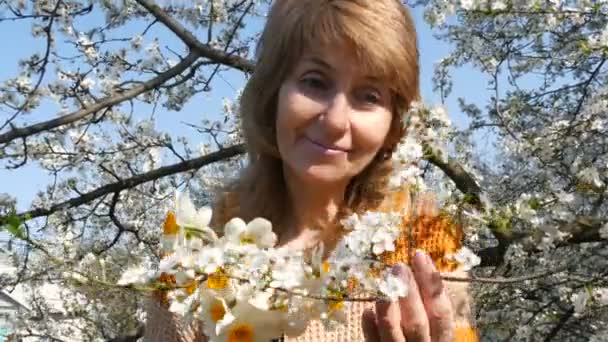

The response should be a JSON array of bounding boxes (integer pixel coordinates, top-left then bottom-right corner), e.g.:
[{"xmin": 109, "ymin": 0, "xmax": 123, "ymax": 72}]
[{"xmin": 280, "ymin": 166, "xmax": 348, "ymax": 247}]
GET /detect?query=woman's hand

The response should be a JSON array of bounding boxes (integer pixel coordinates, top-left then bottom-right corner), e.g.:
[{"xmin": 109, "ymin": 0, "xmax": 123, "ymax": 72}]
[{"xmin": 362, "ymin": 252, "xmax": 454, "ymax": 342}]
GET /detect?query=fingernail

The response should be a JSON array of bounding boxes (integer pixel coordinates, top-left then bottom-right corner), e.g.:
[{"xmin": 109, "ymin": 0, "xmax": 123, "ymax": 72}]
[{"xmin": 413, "ymin": 251, "xmax": 427, "ymax": 270}]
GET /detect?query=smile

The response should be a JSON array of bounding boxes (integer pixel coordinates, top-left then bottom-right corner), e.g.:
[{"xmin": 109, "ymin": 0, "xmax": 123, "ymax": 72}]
[{"xmin": 304, "ymin": 137, "xmax": 349, "ymax": 155}]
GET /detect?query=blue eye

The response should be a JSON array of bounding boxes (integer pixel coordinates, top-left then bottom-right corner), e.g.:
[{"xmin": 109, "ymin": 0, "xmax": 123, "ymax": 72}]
[
  {"xmin": 359, "ymin": 89, "xmax": 382, "ymax": 105},
  {"xmin": 363, "ymin": 92, "xmax": 381, "ymax": 104},
  {"xmin": 301, "ymin": 77, "xmax": 327, "ymax": 90}
]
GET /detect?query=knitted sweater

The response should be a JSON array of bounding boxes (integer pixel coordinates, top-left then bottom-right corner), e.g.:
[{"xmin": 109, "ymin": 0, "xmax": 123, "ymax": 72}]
[
  {"xmin": 143, "ymin": 293, "xmax": 477, "ymax": 341},
  {"xmin": 144, "ymin": 192, "xmax": 478, "ymax": 341}
]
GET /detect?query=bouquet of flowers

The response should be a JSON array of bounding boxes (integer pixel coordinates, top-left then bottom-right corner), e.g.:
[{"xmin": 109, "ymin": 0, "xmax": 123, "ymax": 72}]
[{"xmin": 117, "ymin": 103, "xmax": 480, "ymax": 341}]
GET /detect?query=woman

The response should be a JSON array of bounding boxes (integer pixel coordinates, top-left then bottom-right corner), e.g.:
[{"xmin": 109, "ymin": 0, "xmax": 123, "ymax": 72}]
[{"xmin": 145, "ymin": 0, "xmax": 477, "ymax": 341}]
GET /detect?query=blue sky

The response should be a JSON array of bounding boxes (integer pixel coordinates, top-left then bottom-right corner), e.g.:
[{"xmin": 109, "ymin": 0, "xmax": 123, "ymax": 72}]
[{"xmin": 0, "ymin": 5, "xmax": 490, "ymax": 212}]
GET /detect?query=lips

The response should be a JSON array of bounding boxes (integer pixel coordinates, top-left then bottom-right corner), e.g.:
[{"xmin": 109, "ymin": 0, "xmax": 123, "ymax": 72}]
[{"xmin": 305, "ymin": 136, "xmax": 349, "ymax": 153}]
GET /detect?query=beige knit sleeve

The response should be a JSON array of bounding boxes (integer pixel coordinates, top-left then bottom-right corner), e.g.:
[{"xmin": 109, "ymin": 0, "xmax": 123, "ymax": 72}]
[
  {"xmin": 143, "ymin": 296, "xmax": 206, "ymax": 342},
  {"xmin": 445, "ymin": 268, "xmax": 479, "ymax": 341},
  {"xmin": 444, "ymin": 268, "xmax": 475, "ymax": 326}
]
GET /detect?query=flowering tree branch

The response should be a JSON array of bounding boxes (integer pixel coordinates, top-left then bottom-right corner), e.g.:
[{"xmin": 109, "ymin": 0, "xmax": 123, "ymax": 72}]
[
  {"xmin": 0, "ymin": 52, "xmax": 199, "ymax": 145},
  {"xmin": 0, "ymin": 144, "xmax": 245, "ymax": 225},
  {"xmin": 134, "ymin": 0, "xmax": 255, "ymax": 74}
]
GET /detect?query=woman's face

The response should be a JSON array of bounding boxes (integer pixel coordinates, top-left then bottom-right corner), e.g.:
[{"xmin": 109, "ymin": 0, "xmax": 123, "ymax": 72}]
[{"xmin": 276, "ymin": 44, "xmax": 393, "ymax": 186}]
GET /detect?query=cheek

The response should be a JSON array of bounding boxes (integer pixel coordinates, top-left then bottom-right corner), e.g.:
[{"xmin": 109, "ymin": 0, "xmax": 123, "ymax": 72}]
[
  {"xmin": 275, "ymin": 85, "xmax": 305, "ymax": 155},
  {"xmin": 275, "ymin": 86, "xmax": 320, "ymax": 148},
  {"xmin": 275, "ymin": 92, "xmax": 292, "ymax": 155}
]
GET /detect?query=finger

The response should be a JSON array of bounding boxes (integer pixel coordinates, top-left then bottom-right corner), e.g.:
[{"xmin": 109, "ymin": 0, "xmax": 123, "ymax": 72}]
[
  {"xmin": 362, "ymin": 308, "xmax": 381, "ymax": 342},
  {"xmin": 412, "ymin": 252, "xmax": 454, "ymax": 342},
  {"xmin": 395, "ymin": 263, "xmax": 431, "ymax": 342},
  {"xmin": 375, "ymin": 299, "xmax": 406, "ymax": 342}
]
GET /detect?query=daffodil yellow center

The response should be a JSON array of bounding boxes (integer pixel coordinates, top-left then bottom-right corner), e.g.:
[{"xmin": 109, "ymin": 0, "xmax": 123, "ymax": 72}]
[
  {"xmin": 185, "ymin": 282, "xmax": 197, "ymax": 295},
  {"xmin": 347, "ymin": 276, "xmax": 359, "ymax": 291},
  {"xmin": 322, "ymin": 261, "xmax": 330, "ymax": 273},
  {"xmin": 163, "ymin": 212, "xmax": 180, "ymax": 235},
  {"xmin": 239, "ymin": 234, "xmax": 255, "ymax": 244},
  {"xmin": 207, "ymin": 268, "xmax": 229, "ymax": 289},
  {"xmin": 328, "ymin": 294, "xmax": 344, "ymax": 312},
  {"xmin": 228, "ymin": 324, "xmax": 254, "ymax": 342},
  {"xmin": 329, "ymin": 299, "xmax": 343, "ymax": 312},
  {"xmin": 209, "ymin": 301, "xmax": 226, "ymax": 322}
]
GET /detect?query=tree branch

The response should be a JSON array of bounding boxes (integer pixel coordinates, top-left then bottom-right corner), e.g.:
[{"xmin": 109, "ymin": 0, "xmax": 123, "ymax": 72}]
[
  {"xmin": 134, "ymin": 0, "xmax": 255, "ymax": 73},
  {"xmin": 478, "ymin": 218, "xmax": 606, "ymax": 267},
  {"xmin": 0, "ymin": 52, "xmax": 199, "ymax": 145},
  {"xmin": 425, "ymin": 153, "xmax": 484, "ymax": 209},
  {"xmin": 0, "ymin": 144, "xmax": 245, "ymax": 225},
  {"xmin": 107, "ymin": 325, "xmax": 144, "ymax": 342}
]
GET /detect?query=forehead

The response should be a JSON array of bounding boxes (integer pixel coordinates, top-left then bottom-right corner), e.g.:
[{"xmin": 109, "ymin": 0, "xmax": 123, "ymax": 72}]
[{"xmin": 294, "ymin": 42, "xmax": 390, "ymax": 82}]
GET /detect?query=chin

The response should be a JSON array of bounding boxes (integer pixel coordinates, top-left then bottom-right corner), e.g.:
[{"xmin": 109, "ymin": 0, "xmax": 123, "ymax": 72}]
[{"xmin": 298, "ymin": 164, "xmax": 352, "ymax": 186}]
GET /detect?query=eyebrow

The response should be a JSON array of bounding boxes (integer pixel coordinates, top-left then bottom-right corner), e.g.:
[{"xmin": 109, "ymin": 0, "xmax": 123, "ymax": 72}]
[
  {"xmin": 301, "ymin": 56, "xmax": 382, "ymax": 82},
  {"xmin": 302, "ymin": 56, "xmax": 334, "ymax": 71}
]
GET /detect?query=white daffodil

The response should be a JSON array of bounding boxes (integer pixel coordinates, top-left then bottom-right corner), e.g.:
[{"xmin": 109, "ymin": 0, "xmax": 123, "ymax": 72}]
[
  {"xmin": 175, "ymin": 191, "xmax": 218, "ymax": 242},
  {"xmin": 224, "ymin": 217, "xmax": 277, "ymax": 248},
  {"xmin": 198, "ymin": 291, "xmax": 235, "ymax": 337},
  {"xmin": 212, "ymin": 298, "xmax": 285, "ymax": 342},
  {"xmin": 161, "ymin": 211, "xmax": 181, "ymax": 254}
]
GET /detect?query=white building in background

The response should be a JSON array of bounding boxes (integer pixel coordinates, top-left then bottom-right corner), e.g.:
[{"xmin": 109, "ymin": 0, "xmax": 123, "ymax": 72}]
[
  {"xmin": 0, "ymin": 248, "xmax": 28, "ymax": 342},
  {"xmin": 0, "ymin": 291, "xmax": 28, "ymax": 341},
  {"xmin": 0, "ymin": 248, "xmax": 89, "ymax": 342}
]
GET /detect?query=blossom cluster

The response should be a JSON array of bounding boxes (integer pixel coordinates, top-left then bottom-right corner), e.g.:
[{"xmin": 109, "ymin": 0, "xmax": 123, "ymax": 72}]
[{"xmin": 118, "ymin": 193, "xmax": 413, "ymax": 341}]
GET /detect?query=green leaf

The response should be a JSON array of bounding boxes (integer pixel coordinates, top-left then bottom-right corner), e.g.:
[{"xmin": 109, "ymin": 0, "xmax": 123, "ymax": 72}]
[
  {"xmin": 4, "ymin": 212, "xmax": 26, "ymax": 240},
  {"xmin": 528, "ymin": 197, "xmax": 541, "ymax": 210},
  {"xmin": 463, "ymin": 193, "xmax": 480, "ymax": 206}
]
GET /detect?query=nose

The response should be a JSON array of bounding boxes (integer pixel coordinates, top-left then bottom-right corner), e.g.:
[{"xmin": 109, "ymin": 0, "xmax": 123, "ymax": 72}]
[{"xmin": 320, "ymin": 92, "xmax": 350, "ymax": 136}]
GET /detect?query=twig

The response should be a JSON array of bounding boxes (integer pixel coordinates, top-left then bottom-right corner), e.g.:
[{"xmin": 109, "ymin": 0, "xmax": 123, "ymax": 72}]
[
  {"xmin": 441, "ymin": 266, "xmax": 569, "ymax": 284},
  {"xmin": 0, "ymin": 144, "xmax": 245, "ymax": 225}
]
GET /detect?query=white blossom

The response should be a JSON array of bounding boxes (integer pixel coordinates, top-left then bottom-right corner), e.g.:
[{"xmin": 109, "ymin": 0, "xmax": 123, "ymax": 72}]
[
  {"xmin": 378, "ymin": 271, "xmax": 408, "ymax": 301},
  {"xmin": 572, "ymin": 290, "xmax": 590, "ymax": 316},
  {"xmin": 453, "ymin": 247, "xmax": 481, "ymax": 271},
  {"xmin": 117, "ymin": 266, "xmax": 156, "ymax": 286}
]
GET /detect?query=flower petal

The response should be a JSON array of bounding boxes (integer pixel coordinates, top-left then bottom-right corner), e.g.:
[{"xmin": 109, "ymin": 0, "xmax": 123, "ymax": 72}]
[
  {"xmin": 224, "ymin": 218, "xmax": 247, "ymax": 240},
  {"xmin": 247, "ymin": 218, "xmax": 276, "ymax": 247},
  {"xmin": 196, "ymin": 206, "xmax": 213, "ymax": 228}
]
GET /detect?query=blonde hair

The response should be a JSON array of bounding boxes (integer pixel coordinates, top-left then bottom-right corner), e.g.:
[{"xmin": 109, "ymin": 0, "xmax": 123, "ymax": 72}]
[{"xmin": 215, "ymin": 0, "xmax": 420, "ymax": 235}]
